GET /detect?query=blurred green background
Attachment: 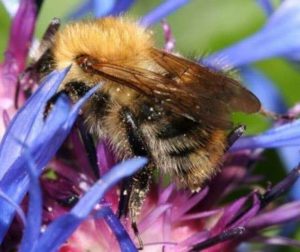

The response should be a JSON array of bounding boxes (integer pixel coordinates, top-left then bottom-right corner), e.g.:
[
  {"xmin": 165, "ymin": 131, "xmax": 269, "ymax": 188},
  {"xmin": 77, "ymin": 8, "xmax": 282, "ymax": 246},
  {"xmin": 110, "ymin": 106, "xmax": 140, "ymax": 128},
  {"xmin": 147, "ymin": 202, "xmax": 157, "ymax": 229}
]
[{"xmin": 0, "ymin": 1, "xmax": 299, "ymax": 250}]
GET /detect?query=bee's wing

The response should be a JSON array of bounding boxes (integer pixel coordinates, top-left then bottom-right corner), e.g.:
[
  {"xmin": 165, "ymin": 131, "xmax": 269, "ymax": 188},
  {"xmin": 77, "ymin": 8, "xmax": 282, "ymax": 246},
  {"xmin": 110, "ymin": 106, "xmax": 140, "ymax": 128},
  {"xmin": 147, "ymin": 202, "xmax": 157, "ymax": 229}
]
[
  {"xmin": 150, "ymin": 48, "xmax": 261, "ymax": 114},
  {"xmin": 83, "ymin": 49, "xmax": 260, "ymax": 129}
]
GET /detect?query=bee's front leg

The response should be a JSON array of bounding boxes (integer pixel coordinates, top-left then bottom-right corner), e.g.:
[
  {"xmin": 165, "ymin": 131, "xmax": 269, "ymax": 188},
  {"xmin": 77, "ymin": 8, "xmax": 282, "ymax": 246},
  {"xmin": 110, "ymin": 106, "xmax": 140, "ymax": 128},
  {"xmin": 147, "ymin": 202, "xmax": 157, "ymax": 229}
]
[
  {"xmin": 43, "ymin": 89, "xmax": 70, "ymax": 119},
  {"xmin": 119, "ymin": 107, "xmax": 153, "ymax": 250},
  {"xmin": 44, "ymin": 82, "xmax": 99, "ymax": 179},
  {"xmin": 44, "ymin": 81, "xmax": 92, "ymax": 118}
]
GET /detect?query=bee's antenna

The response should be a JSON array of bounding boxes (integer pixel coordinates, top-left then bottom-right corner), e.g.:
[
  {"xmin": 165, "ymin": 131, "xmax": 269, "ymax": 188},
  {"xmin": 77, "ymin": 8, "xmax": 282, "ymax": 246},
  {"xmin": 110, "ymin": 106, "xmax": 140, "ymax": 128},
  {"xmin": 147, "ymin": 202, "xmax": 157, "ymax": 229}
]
[
  {"xmin": 226, "ymin": 124, "xmax": 246, "ymax": 150},
  {"xmin": 259, "ymin": 107, "xmax": 280, "ymax": 120}
]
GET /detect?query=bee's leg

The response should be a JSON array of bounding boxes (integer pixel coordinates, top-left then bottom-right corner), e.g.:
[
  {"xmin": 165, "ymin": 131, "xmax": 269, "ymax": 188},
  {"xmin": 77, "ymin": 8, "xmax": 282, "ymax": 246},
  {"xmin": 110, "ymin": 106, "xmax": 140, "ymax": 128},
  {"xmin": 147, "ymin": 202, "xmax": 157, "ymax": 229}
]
[
  {"xmin": 259, "ymin": 107, "xmax": 286, "ymax": 120},
  {"xmin": 119, "ymin": 107, "xmax": 153, "ymax": 249},
  {"xmin": 43, "ymin": 89, "xmax": 70, "ymax": 119},
  {"xmin": 44, "ymin": 82, "xmax": 100, "ymax": 179},
  {"xmin": 259, "ymin": 107, "xmax": 294, "ymax": 121},
  {"xmin": 77, "ymin": 116, "xmax": 100, "ymax": 179},
  {"xmin": 128, "ymin": 165, "xmax": 154, "ymax": 250},
  {"xmin": 44, "ymin": 81, "xmax": 91, "ymax": 117}
]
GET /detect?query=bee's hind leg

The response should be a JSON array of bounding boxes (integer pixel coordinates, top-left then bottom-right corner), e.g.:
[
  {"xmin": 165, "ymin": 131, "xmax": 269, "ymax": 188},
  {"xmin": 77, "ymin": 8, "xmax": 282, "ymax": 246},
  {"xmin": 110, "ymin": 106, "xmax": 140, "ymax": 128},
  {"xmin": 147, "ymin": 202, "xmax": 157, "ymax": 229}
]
[{"xmin": 119, "ymin": 107, "xmax": 153, "ymax": 250}]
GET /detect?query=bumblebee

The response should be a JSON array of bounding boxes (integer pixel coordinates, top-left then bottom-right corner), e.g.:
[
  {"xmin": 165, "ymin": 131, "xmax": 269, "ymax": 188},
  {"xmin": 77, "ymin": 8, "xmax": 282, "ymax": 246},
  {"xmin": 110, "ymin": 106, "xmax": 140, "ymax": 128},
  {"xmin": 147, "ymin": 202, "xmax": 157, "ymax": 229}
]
[{"xmin": 29, "ymin": 17, "xmax": 261, "ymax": 247}]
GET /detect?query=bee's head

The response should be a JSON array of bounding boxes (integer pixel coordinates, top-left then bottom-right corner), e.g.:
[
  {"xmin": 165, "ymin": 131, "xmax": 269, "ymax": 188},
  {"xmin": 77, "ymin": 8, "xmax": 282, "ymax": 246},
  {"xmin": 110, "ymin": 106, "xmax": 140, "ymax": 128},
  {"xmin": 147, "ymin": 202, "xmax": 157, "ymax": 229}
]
[{"xmin": 52, "ymin": 17, "xmax": 153, "ymax": 73}]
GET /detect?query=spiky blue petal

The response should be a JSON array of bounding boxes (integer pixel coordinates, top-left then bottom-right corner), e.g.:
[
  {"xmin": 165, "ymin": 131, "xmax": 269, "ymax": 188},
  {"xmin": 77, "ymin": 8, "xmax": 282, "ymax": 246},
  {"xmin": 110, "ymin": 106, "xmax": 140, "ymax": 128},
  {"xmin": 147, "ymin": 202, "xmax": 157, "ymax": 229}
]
[
  {"xmin": 95, "ymin": 207, "xmax": 138, "ymax": 252},
  {"xmin": 139, "ymin": 0, "xmax": 191, "ymax": 27},
  {"xmin": 205, "ymin": 0, "xmax": 300, "ymax": 67},
  {"xmin": 231, "ymin": 119, "xmax": 300, "ymax": 151},
  {"xmin": 68, "ymin": 0, "xmax": 135, "ymax": 19},
  {"xmin": 19, "ymin": 144, "xmax": 43, "ymax": 252}
]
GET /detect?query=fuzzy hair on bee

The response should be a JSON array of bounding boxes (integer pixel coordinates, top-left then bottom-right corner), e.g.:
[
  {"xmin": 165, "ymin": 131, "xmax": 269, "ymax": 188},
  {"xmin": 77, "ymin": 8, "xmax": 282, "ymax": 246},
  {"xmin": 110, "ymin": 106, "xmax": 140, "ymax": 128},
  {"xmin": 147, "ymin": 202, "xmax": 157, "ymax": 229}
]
[{"xmin": 30, "ymin": 17, "xmax": 261, "ymax": 248}]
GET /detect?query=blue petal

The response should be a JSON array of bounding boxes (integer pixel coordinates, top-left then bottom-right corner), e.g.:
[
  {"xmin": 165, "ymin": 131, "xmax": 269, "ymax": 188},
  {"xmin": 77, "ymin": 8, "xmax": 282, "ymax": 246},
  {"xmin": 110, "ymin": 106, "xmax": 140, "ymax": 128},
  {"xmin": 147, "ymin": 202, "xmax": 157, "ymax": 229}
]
[
  {"xmin": 0, "ymin": 189, "xmax": 26, "ymax": 225},
  {"xmin": 18, "ymin": 93, "xmax": 90, "ymax": 252},
  {"xmin": 68, "ymin": 0, "xmax": 135, "ymax": 20},
  {"xmin": 108, "ymin": 0, "xmax": 135, "ymax": 16},
  {"xmin": 205, "ymin": 0, "xmax": 300, "ymax": 67},
  {"xmin": 240, "ymin": 66, "xmax": 286, "ymax": 114},
  {"xmin": 92, "ymin": 0, "xmax": 117, "ymax": 18},
  {"xmin": 33, "ymin": 158, "xmax": 147, "ymax": 252},
  {"xmin": 278, "ymin": 147, "xmax": 300, "ymax": 199},
  {"xmin": 266, "ymin": 0, "xmax": 299, "ymax": 28},
  {"xmin": 95, "ymin": 207, "xmax": 137, "ymax": 252},
  {"xmin": 256, "ymin": 0, "xmax": 274, "ymax": 16},
  {"xmin": 19, "ymin": 145, "xmax": 42, "ymax": 252},
  {"xmin": 139, "ymin": 0, "xmax": 191, "ymax": 27},
  {"xmin": 230, "ymin": 119, "xmax": 300, "ymax": 151}
]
